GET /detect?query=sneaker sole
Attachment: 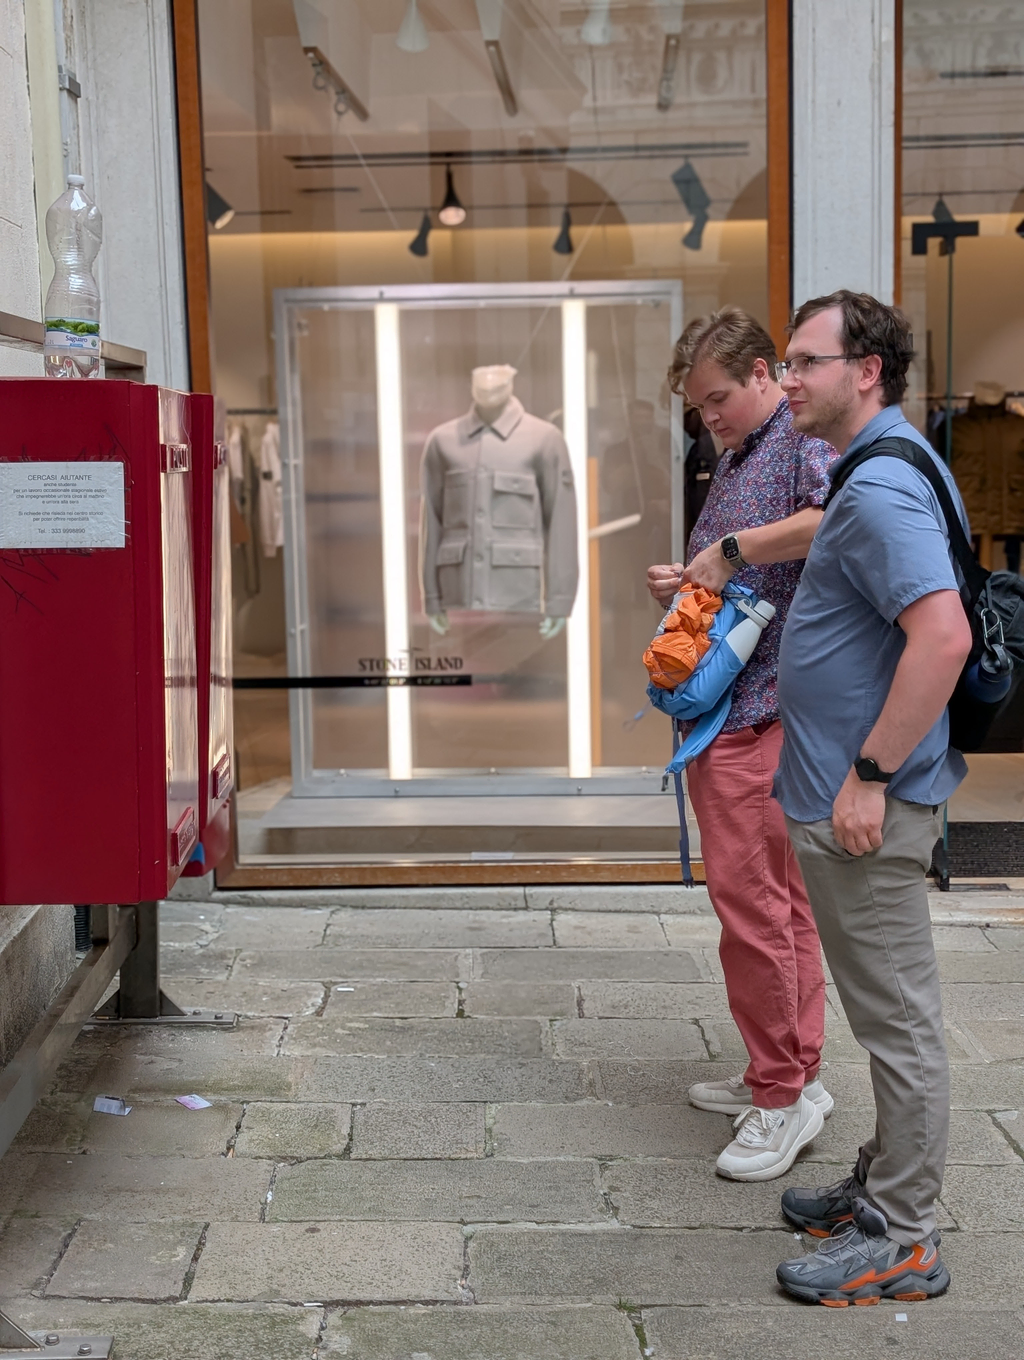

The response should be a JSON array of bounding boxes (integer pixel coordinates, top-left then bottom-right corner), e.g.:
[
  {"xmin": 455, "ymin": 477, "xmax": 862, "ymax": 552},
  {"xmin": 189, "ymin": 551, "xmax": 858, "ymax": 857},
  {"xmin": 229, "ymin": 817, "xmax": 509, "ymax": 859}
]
[
  {"xmin": 716, "ymin": 1102, "xmax": 825, "ymax": 1183},
  {"xmin": 777, "ymin": 1259, "xmax": 951, "ymax": 1307},
  {"xmin": 691, "ymin": 1090, "xmax": 835, "ymax": 1119}
]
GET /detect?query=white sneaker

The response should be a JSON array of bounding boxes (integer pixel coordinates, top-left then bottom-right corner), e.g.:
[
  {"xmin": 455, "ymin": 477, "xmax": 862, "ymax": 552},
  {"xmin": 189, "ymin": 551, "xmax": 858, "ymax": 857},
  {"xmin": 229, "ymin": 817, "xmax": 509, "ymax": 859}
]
[
  {"xmin": 688, "ymin": 1074, "xmax": 751, "ymax": 1114},
  {"xmin": 715, "ymin": 1094, "xmax": 824, "ymax": 1182},
  {"xmin": 689, "ymin": 1073, "xmax": 835, "ymax": 1118}
]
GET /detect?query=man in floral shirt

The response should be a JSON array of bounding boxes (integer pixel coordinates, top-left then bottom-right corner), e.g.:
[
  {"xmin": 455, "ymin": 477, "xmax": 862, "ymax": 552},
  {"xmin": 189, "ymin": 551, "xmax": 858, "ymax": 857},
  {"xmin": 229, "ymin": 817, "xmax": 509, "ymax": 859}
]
[{"xmin": 648, "ymin": 306, "xmax": 838, "ymax": 1180}]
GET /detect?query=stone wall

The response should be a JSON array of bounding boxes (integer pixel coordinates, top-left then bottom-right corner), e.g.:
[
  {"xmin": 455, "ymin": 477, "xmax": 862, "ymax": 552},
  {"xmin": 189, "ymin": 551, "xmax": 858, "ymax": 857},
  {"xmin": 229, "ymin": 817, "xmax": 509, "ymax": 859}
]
[{"xmin": 0, "ymin": 907, "xmax": 75, "ymax": 1067}]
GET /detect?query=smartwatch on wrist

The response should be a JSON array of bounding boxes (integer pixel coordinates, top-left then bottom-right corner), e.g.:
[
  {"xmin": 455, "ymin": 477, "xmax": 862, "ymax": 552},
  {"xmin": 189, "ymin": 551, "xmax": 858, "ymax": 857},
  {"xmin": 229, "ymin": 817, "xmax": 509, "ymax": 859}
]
[
  {"xmin": 721, "ymin": 534, "xmax": 745, "ymax": 568},
  {"xmin": 854, "ymin": 756, "xmax": 895, "ymax": 784}
]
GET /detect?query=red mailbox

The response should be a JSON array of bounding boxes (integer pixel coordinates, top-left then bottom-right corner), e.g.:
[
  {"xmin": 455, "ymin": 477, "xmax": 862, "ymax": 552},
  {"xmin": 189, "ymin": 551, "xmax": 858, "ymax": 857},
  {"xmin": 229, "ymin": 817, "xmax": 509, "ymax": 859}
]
[
  {"xmin": 182, "ymin": 392, "xmax": 234, "ymax": 875},
  {"xmin": 0, "ymin": 380, "xmax": 199, "ymax": 904}
]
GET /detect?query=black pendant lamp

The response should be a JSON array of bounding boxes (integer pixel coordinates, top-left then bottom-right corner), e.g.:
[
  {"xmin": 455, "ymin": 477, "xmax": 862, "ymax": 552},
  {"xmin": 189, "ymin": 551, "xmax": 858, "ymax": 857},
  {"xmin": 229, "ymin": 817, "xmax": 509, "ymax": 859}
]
[
  {"xmin": 553, "ymin": 208, "xmax": 574, "ymax": 255},
  {"xmin": 409, "ymin": 212, "xmax": 432, "ymax": 256},
  {"xmin": 438, "ymin": 164, "xmax": 466, "ymax": 226}
]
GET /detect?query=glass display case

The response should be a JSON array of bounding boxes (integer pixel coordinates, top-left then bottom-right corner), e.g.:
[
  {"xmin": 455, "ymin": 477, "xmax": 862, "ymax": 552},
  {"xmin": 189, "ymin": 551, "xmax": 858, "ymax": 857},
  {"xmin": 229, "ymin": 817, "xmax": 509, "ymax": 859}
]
[{"xmin": 276, "ymin": 279, "xmax": 681, "ymax": 802}]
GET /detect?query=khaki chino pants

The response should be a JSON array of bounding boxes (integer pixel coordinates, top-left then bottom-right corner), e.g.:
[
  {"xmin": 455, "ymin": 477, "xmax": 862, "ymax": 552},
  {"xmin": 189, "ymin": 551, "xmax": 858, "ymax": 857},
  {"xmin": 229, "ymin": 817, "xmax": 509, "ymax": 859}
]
[{"xmin": 785, "ymin": 799, "xmax": 947, "ymax": 1246}]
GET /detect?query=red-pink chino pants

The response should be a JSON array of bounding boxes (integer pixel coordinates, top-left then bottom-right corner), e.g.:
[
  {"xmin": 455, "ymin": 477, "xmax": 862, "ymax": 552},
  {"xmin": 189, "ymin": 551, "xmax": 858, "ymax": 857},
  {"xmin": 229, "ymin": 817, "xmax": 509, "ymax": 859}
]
[{"xmin": 687, "ymin": 720, "xmax": 826, "ymax": 1108}]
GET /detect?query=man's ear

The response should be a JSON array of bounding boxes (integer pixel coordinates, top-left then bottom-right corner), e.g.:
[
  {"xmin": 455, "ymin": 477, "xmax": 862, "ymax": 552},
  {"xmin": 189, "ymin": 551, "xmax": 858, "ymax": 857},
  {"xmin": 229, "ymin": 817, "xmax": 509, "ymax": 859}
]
[
  {"xmin": 860, "ymin": 354, "xmax": 883, "ymax": 392},
  {"xmin": 750, "ymin": 357, "xmax": 770, "ymax": 388}
]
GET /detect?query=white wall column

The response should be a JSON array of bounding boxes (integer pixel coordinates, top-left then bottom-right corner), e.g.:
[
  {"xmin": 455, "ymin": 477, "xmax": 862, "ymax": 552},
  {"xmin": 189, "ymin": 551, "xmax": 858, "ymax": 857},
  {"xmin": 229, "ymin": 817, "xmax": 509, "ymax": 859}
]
[
  {"xmin": 0, "ymin": 0, "xmax": 45, "ymax": 375},
  {"xmin": 791, "ymin": 0, "xmax": 897, "ymax": 306}
]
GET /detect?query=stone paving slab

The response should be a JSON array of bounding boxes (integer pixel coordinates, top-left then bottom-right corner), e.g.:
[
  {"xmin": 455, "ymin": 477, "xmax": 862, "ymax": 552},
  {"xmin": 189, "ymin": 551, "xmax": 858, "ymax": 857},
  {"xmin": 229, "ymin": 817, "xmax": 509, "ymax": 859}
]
[
  {"xmin": 47, "ymin": 1220, "xmax": 204, "ymax": 1301},
  {"xmin": 462, "ymin": 982, "xmax": 577, "ymax": 1017},
  {"xmin": 949, "ymin": 1062, "xmax": 1024, "ymax": 1110},
  {"xmin": 939, "ymin": 951, "xmax": 1024, "ymax": 982},
  {"xmin": 297, "ymin": 1056, "xmax": 593, "ymax": 1104},
  {"xmin": 72, "ymin": 1101, "xmax": 243, "ymax": 1158},
  {"xmin": 580, "ymin": 981, "xmax": 732, "ymax": 1019},
  {"xmin": 80, "ymin": 1017, "xmax": 287, "ymax": 1058},
  {"xmin": 474, "ymin": 946, "xmax": 707, "ymax": 982},
  {"xmin": 0, "ymin": 1217, "xmax": 75, "ymax": 1293},
  {"xmin": 159, "ymin": 978, "xmax": 325, "ymax": 1016},
  {"xmin": 801, "ymin": 1106, "xmax": 1020, "ymax": 1166},
  {"xmin": 215, "ymin": 907, "xmax": 332, "ymax": 948},
  {"xmin": 490, "ymin": 1102, "xmax": 725, "ymax": 1159},
  {"xmin": 956, "ymin": 1017, "xmax": 1024, "ymax": 1060},
  {"xmin": 939, "ymin": 1230, "xmax": 1024, "ymax": 1302},
  {"xmin": 190, "ymin": 1222, "xmax": 464, "ymax": 1302},
  {"xmin": 468, "ymin": 1226, "xmax": 792, "ymax": 1305},
  {"xmin": 234, "ymin": 1102, "xmax": 352, "ymax": 1158},
  {"xmin": 268, "ymin": 1159, "xmax": 606, "ymax": 1223},
  {"xmin": 352, "ymin": 1102, "xmax": 485, "ymax": 1159},
  {"xmin": 931, "ymin": 924, "xmax": 998, "ymax": 951},
  {"xmin": 322, "ymin": 981, "xmax": 458, "ymax": 1017},
  {"xmin": 551, "ymin": 912, "xmax": 667, "ymax": 949},
  {"xmin": 603, "ymin": 1159, "xmax": 829, "ymax": 1228},
  {"xmin": 591, "ymin": 1060, "xmax": 734, "ymax": 1105},
  {"xmin": 0, "ymin": 1153, "xmax": 273, "ymax": 1221},
  {"xmin": 983, "ymin": 926, "xmax": 1024, "ymax": 950},
  {"xmin": 551, "ymin": 1018, "xmax": 706, "ymax": 1060},
  {"xmin": 321, "ymin": 1303, "xmax": 639, "ymax": 1358},
  {"xmin": 323, "ymin": 910, "xmax": 553, "ymax": 949},
  {"xmin": 940, "ymin": 982, "xmax": 1024, "ymax": 1020},
  {"xmin": 87, "ymin": 1054, "xmax": 309, "ymax": 1103},
  {"xmin": 659, "ymin": 916, "xmax": 733, "ymax": 948},
  {"xmin": 283, "ymin": 1017, "xmax": 544, "ymax": 1059},
  {"xmin": 158, "ymin": 946, "xmax": 237, "ymax": 980},
  {"xmin": 527, "ymin": 885, "xmax": 714, "ymax": 913},
  {"xmin": 234, "ymin": 948, "xmax": 466, "ymax": 981},
  {"xmin": 940, "ymin": 1164, "xmax": 1024, "ymax": 1228},
  {"xmin": 7, "ymin": 1300, "xmax": 322, "ymax": 1360},
  {"xmin": 643, "ymin": 1302, "xmax": 1024, "ymax": 1360}
]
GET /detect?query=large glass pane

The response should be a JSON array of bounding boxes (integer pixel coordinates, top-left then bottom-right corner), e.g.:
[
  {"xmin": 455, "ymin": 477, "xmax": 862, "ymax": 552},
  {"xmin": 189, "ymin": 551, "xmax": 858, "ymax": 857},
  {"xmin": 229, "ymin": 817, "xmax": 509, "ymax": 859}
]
[
  {"xmin": 197, "ymin": 0, "xmax": 770, "ymax": 867},
  {"xmin": 902, "ymin": 2, "xmax": 1024, "ymax": 835}
]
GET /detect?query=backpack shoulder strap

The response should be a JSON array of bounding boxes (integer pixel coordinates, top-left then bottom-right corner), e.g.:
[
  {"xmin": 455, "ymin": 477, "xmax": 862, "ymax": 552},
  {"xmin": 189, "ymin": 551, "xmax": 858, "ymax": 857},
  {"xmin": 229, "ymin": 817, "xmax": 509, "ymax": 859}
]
[{"xmin": 823, "ymin": 435, "xmax": 987, "ymax": 605}]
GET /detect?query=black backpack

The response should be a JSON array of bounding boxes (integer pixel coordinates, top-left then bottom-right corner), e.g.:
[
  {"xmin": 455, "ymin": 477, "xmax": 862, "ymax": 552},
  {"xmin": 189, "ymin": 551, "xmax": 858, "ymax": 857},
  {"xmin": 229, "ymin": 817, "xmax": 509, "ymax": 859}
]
[{"xmin": 823, "ymin": 435, "xmax": 1024, "ymax": 752}]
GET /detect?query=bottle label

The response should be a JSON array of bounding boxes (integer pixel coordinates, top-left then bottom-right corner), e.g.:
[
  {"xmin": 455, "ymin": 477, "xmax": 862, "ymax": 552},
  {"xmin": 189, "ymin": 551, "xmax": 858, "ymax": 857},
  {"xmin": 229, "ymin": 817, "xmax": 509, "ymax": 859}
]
[{"xmin": 44, "ymin": 318, "xmax": 100, "ymax": 353}]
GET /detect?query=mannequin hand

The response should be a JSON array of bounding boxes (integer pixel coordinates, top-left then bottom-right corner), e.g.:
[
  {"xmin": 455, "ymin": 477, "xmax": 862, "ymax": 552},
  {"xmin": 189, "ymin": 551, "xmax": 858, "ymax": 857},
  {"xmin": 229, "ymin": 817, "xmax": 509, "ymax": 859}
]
[
  {"xmin": 647, "ymin": 563, "xmax": 684, "ymax": 607},
  {"xmin": 427, "ymin": 612, "xmax": 450, "ymax": 636},
  {"xmin": 540, "ymin": 616, "xmax": 566, "ymax": 639}
]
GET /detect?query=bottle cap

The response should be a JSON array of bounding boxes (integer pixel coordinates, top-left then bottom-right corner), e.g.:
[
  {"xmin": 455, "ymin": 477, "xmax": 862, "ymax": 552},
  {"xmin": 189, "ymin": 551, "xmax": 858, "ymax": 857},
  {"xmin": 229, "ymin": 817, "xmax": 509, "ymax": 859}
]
[{"xmin": 67, "ymin": 174, "xmax": 85, "ymax": 186}]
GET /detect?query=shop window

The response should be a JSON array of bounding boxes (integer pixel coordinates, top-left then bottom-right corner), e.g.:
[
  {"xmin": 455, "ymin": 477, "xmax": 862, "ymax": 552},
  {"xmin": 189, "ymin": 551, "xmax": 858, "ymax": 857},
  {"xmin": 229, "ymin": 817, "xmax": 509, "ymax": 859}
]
[{"xmin": 197, "ymin": 0, "xmax": 770, "ymax": 868}]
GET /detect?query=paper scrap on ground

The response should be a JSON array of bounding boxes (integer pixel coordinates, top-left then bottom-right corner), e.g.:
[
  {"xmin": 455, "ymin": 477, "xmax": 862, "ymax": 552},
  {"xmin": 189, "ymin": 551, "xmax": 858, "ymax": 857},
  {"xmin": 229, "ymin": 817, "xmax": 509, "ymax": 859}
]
[
  {"xmin": 175, "ymin": 1094, "xmax": 213, "ymax": 1110},
  {"xmin": 895, "ymin": 1313, "xmax": 908, "ymax": 1322},
  {"xmin": 93, "ymin": 1095, "xmax": 132, "ymax": 1116}
]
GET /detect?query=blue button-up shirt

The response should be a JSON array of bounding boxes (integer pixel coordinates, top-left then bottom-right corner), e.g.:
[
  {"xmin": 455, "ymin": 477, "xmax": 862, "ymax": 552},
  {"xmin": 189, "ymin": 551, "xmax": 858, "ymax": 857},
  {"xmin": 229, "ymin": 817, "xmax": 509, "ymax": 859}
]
[{"xmin": 774, "ymin": 405, "xmax": 969, "ymax": 823}]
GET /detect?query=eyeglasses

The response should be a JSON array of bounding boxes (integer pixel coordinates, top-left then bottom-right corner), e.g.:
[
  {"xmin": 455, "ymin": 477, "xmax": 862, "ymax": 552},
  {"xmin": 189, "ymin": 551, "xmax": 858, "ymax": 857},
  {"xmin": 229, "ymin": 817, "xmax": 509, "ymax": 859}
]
[{"xmin": 773, "ymin": 355, "xmax": 858, "ymax": 381}]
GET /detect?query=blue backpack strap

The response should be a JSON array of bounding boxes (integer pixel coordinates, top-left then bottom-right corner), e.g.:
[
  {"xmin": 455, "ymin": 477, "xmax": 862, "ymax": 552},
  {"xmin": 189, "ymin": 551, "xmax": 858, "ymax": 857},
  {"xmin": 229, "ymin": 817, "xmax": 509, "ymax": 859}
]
[{"xmin": 670, "ymin": 719, "xmax": 694, "ymax": 887}]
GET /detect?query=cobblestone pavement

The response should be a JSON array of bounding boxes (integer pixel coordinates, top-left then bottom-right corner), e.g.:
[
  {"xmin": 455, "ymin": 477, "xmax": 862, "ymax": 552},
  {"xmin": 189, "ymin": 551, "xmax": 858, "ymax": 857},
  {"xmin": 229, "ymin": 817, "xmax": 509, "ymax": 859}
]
[{"xmin": 2, "ymin": 888, "xmax": 1024, "ymax": 1359}]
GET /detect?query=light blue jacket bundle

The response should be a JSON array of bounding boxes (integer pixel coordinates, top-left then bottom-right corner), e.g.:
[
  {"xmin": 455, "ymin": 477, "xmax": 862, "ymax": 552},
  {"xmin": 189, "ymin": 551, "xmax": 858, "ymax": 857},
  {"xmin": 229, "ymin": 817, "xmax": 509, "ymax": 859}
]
[{"xmin": 646, "ymin": 582, "xmax": 776, "ymax": 881}]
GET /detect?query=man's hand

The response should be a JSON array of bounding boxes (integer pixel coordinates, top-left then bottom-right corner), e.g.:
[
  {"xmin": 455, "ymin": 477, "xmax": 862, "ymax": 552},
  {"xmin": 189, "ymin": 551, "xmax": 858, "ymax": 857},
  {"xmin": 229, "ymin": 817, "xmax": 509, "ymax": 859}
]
[
  {"xmin": 832, "ymin": 768, "xmax": 886, "ymax": 855},
  {"xmin": 647, "ymin": 563, "xmax": 683, "ymax": 608},
  {"xmin": 685, "ymin": 540, "xmax": 734, "ymax": 594}
]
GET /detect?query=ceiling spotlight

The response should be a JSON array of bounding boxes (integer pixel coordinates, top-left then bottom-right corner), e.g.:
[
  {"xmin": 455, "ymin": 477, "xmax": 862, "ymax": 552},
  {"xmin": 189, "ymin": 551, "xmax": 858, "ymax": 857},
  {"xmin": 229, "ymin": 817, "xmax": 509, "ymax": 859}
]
[
  {"xmin": 932, "ymin": 196, "xmax": 955, "ymax": 224},
  {"xmin": 582, "ymin": 0, "xmax": 612, "ymax": 46},
  {"xmin": 205, "ymin": 182, "xmax": 235, "ymax": 230},
  {"xmin": 438, "ymin": 164, "xmax": 467, "ymax": 226},
  {"xmin": 553, "ymin": 208, "xmax": 574, "ymax": 255},
  {"xmin": 409, "ymin": 212, "xmax": 432, "ymax": 257},
  {"xmin": 396, "ymin": 0, "xmax": 429, "ymax": 53},
  {"xmin": 671, "ymin": 160, "xmax": 710, "ymax": 251}
]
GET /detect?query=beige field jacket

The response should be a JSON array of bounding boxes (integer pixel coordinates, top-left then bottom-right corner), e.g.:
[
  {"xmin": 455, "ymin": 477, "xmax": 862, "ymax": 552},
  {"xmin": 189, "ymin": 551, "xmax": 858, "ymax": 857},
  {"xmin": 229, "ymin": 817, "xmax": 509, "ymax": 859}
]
[{"xmin": 419, "ymin": 397, "xmax": 579, "ymax": 616}]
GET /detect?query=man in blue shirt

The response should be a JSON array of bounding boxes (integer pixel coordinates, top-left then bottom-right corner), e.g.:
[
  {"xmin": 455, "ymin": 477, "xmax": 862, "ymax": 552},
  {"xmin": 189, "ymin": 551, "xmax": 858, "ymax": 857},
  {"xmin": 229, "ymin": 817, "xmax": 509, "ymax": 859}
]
[{"xmin": 771, "ymin": 291, "xmax": 973, "ymax": 1307}]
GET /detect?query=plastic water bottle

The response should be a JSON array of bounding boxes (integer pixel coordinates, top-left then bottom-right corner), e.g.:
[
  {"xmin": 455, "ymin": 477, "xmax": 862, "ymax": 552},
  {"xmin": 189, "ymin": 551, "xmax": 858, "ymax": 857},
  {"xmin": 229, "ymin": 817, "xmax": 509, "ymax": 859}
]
[
  {"xmin": 43, "ymin": 175, "xmax": 103, "ymax": 378},
  {"xmin": 964, "ymin": 657, "xmax": 1012, "ymax": 704}
]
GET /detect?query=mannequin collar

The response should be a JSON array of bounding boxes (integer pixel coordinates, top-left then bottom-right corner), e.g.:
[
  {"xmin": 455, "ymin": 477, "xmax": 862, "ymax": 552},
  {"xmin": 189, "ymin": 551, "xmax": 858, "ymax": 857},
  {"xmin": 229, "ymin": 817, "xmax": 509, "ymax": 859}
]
[{"xmin": 462, "ymin": 395, "xmax": 525, "ymax": 440}]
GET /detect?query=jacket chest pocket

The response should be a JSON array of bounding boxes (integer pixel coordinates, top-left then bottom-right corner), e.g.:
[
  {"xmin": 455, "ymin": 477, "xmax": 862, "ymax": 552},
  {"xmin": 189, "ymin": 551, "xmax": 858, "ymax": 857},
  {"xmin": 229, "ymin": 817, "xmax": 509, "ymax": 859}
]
[
  {"xmin": 491, "ymin": 470, "xmax": 538, "ymax": 529},
  {"xmin": 442, "ymin": 469, "xmax": 473, "ymax": 528}
]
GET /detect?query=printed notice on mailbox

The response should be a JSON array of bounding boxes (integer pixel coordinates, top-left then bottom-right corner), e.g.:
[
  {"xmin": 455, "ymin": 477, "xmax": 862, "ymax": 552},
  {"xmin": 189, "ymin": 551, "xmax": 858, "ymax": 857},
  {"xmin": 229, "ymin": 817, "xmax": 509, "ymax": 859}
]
[{"xmin": 0, "ymin": 462, "xmax": 126, "ymax": 549}]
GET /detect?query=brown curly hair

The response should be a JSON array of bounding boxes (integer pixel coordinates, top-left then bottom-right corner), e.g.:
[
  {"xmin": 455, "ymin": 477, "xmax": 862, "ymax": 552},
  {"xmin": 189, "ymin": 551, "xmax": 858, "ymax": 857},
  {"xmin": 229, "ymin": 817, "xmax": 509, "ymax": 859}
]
[{"xmin": 789, "ymin": 290, "xmax": 916, "ymax": 406}]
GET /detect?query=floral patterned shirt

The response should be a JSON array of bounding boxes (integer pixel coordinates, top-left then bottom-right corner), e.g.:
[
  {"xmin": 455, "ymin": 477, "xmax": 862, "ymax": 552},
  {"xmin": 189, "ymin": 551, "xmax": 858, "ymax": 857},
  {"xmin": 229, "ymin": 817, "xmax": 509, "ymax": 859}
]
[{"xmin": 686, "ymin": 399, "xmax": 838, "ymax": 732}]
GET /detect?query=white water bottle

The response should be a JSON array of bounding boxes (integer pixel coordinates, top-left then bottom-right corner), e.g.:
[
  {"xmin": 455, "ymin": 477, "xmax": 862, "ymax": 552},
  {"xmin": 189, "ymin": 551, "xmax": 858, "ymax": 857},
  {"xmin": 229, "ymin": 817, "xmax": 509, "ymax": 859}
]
[
  {"xmin": 43, "ymin": 175, "xmax": 103, "ymax": 378},
  {"xmin": 724, "ymin": 597, "xmax": 777, "ymax": 663}
]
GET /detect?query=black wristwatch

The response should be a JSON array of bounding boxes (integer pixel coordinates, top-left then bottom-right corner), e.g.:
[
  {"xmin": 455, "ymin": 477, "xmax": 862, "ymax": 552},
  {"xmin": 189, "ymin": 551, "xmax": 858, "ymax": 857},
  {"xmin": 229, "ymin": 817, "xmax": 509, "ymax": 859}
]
[
  {"xmin": 721, "ymin": 534, "xmax": 745, "ymax": 567},
  {"xmin": 854, "ymin": 756, "xmax": 895, "ymax": 784}
]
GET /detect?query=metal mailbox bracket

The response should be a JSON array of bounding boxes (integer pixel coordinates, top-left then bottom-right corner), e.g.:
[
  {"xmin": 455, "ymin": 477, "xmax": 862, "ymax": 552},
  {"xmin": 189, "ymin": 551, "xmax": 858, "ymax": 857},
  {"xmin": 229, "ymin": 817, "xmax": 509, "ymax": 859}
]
[{"xmin": 0, "ymin": 1310, "xmax": 112, "ymax": 1358}]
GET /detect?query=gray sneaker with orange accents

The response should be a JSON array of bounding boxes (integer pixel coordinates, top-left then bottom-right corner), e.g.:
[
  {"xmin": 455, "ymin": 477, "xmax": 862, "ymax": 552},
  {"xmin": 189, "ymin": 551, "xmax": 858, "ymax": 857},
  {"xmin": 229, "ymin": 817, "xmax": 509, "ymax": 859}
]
[{"xmin": 776, "ymin": 1198, "xmax": 950, "ymax": 1307}]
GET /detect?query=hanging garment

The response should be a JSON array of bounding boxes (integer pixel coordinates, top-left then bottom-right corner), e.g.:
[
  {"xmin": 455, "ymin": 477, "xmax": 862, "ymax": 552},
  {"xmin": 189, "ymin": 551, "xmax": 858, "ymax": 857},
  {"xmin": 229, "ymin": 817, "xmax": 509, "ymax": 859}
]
[
  {"xmin": 950, "ymin": 399, "xmax": 1024, "ymax": 534},
  {"xmin": 258, "ymin": 420, "xmax": 284, "ymax": 558},
  {"xmin": 419, "ymin": 396, "xmax": 579, "ymax": 615}
]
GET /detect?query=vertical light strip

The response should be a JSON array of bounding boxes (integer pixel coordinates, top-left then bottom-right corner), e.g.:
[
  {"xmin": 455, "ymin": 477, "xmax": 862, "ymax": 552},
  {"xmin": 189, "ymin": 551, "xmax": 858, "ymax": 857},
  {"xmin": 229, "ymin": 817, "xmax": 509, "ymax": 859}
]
[
  {"xmin": 562, "ymin": 298, "xmax": 592, "ymax": 779},
  {"xmin": 374, "ymin": 302, "xmax": 413, "ymax": 779}
]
